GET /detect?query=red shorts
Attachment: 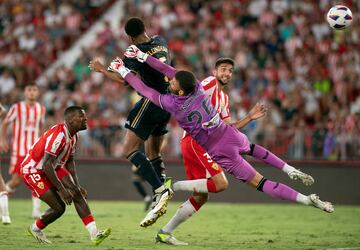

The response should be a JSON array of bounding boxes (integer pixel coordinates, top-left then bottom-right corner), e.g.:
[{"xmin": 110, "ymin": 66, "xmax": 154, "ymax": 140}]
[
  {"xmin": 181, "ymin": 134, "xmax": 222, "ymax": 180},
  {"xmin": 9, "ymin": 155, "xmax": 25, "ymax": 175},
  {"xmin": 22, "ymin": 167, "xmax": 70, "ymax": 197}
]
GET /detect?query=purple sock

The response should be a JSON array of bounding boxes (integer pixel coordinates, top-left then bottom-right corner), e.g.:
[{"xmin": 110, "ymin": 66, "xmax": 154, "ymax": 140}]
[
  {"xmin": 262, "ymin": 180, "xmax": 298, "ymax": 202},
  {"xmin": 249, "ymin": 144, "xmax": 285, "ymax": 170}
]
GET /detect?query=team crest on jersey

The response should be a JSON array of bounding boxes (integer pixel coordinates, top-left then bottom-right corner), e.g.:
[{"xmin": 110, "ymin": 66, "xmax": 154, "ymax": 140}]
[
  {"xmin": 37, "ymin": 182, "xmax": 44, "ymax": 189},
  {"xmin": 211, "ymin": 163, "xmax": 219, "ymax": 170}
]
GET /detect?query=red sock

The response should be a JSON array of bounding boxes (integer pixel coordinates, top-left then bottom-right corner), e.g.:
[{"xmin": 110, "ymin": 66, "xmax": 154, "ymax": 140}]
[
  {"xmin": 82, "ymin": 215, "xmax": 94, "ymax": 226},
  {"xmin": 35, "ymin": 218, "xmax": 46, "ymax": 229},
  {"xmin": 189, "ymin": 196, "xmax": 202, "ymax": 211},
  {"xmin": 206, "ymin": 179, "xmax": 217, "ymax": 193}
]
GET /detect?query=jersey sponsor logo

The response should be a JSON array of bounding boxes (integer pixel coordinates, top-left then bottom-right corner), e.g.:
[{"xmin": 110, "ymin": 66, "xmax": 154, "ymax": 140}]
[{"xmin": 37, "ymin": 181, "xmax": 44, "ymax": 189}]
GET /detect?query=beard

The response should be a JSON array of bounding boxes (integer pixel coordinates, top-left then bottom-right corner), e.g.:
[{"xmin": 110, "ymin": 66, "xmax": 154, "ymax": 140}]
[
  {"xmin": 168, "ymin": 86, "xmax": 180, "ymax": 95},
  {"xmin": 217, "ymin": 78, "xmax": 228, "ymax": 86}
]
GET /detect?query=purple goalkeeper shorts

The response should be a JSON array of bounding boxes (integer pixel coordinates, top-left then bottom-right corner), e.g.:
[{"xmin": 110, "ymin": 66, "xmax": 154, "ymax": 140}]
[{"xmin": 207, "ymin": 125, "xmax": 257, "ymax": 183}]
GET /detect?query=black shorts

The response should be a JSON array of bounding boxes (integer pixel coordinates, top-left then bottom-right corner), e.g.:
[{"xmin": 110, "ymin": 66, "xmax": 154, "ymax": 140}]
[{"xmin": 125, "ymin": 97, "xmax": 171, "ymax": 140}]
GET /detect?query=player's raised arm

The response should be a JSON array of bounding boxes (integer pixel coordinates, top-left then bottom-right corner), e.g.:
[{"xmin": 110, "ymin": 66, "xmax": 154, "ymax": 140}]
[
  {"xmin": 231, "ymin": 102, "xmax": 267, "ymax": 129},
  {"xmin": 109, "ymin": 58, "xmax": 163, "ymax": 107},
  {"xmin": 42, "ymin": 153, "xmax": 73, "ymax": 205},
  {"xmin": 124, "ymin": 45, "xmax": 177, "ymax": 80},
  {"xmin": 89, "ymin": 59, "xmax": 125, "ymax": 83}
]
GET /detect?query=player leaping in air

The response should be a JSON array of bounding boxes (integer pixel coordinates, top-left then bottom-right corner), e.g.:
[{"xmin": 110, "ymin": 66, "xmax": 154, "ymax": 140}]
[
  {"xmin": 102, "ymin": 45, "xmax": 334, "ymax": 228},
  {"xmin": 21, "ymin": 106, "xmax": 111, "ymax": 245},
  {"xmin": 89, "ymin": 17, "xmax": 173, "ymax": 227}
]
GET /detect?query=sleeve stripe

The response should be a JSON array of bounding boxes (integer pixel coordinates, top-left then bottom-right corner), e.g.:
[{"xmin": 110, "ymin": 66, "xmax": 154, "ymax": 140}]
[
  {"xmin": 203, "ymin": 80, "xmax": 217, "ymax": 90},
  {"xmin": 159, "ymin": 95, "xmax": 164, "ymax": 110}
]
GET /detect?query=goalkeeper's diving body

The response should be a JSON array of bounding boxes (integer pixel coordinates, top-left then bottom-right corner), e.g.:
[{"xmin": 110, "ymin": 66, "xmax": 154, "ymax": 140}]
[{"xmin": 90, "ymin": 45, "xmax": 334, "ymax": 230}]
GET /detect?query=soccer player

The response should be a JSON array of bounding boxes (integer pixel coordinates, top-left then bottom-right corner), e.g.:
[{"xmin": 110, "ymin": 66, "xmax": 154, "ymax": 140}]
[
  {"xmin": 89, "ymin": 17, "xmax": 173, "ymax": 227},
  {"xmin": 0, "ymin": 84, "xmax": 44, "ymax": 219},
  {"xmin": 0, "ymin": 103, "xmax": 11, "ymax": 224},
  {"xmin": 156, "ymin": 58, "xmax": 267, "ymax": 245},
  {"xmin": 21, "ymin": 106, "xmax": 111, "ymax": 245},
  {"xmin": 155, "ymin": 58, "xmax": 316, "ymax": 245},
  {"xmin": 108, "ymin": 45, "xmax": 334, "ymax": 225}
]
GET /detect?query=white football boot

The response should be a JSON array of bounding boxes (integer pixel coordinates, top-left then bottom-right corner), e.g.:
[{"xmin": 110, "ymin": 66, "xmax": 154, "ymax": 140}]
[
  {"xmin": 28, "ymin": 225, "xmax": 52, "ymax": 244},
  {"xmin": 309, "ymin": 194, "xmax": 334, "ymax": 213},
  {"xmin": 156, "ymin": 230, "xmax": 188, "ymax": 246},
  {"xmin": 288, "ymin": 169, "xmax": 314, "ymax": 186},
  {"xmin": 140, "ymin": 188, "xmax": 173, "ymax": 227}
]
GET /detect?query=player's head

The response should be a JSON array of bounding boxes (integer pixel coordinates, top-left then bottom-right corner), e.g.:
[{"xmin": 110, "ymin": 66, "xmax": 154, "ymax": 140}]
[
  {"xmin": 169, "ymin": 71, "xmax": 196, "ymax": 96},
  {"xmin": 24, "ymin": 84, "xmax": 39, "ymax": 102},
  {"xmin": 213, "ymin": 57, "xmax": 234, "ymax": 86},
  {"xmin": 125, "ymin": 17, "xmax": 145, "ymax": 40},
  {"xmin": 64, "ymin": 106, "xmax": 87, "ymax": 132}
]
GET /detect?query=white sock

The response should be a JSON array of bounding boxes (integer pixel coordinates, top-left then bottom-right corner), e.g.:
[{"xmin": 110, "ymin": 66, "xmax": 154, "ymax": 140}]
[
  {"xmin": 282, "ymin": 163, "xmax": 296, "ymax": 174},
  {"xmin": 161, "ymin": 199, "xmax": 197, "ymax": 234},
  {"xmin": 173, "ymin": 179, "xmax": 208, "ymax": 193},
  {"xmin": 86, "ymin": 221, "xmax": 98, "ymax": 239},
  {"xmin": 296, "ymin": 193, "xmax": 311, "ymax": 205},
  {"xmin": 32, "ymin": 196, "xmax": 41, "ymax": 213},
  {"xmin": 32, "ymin": 222, "xmax": 41, "ymax": 232},
  {"xmin": 0, "ymin": 192, "xmax": 10, "ymax": 217}
]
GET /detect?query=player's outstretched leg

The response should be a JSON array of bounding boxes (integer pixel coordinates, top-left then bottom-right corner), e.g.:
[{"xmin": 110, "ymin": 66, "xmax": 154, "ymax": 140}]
[
  {"xmin": 250, "ymin": 172, "xmax": 334, "ymax": 213},
  {"xmin": 171, "ymin": 172, "xmax": 228, "ymax": 194},
  {"xmin": 247, "ymin": 144, "xmax": 314, "ymax": 186},
  {"xmin": 0, "ymin": 191, "xmax": 11, "ymax": 224},
  {"xmin": 156, "ymin": 193, "xmax": 207, "ymax": 245},
  {"xmin": 126, "ymin": 150, "xmax": 173, "ymax": 227}
]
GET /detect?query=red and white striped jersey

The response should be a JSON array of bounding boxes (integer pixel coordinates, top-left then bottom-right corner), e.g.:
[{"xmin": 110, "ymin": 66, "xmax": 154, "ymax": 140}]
[
  {"xmin": 201, "ymin": 76, "xmax": 230, "ymax": 120},
  {"xmin": 21, "ymin": 123, "xmax": 78, "ymax": 174},
  {"xmin": 183, "ymin": 76, "xmax": 230, "ymax": 139},
  {"xmin": 4, "ymin": 101, "xmax": 45, "ymax": 157}
]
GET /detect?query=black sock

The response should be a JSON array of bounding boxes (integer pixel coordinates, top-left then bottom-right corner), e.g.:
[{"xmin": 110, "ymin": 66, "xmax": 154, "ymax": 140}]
[
  {"xmin": 150, "ymin": 157, "xmax": 166, "ymax": 183},
  {"xmin": 127, "ymin": 151, "xmax": 163, "ymax": 190},
  {"xmin": 133, "ymin": 180, "xmax": 147, "ymax": 198}
]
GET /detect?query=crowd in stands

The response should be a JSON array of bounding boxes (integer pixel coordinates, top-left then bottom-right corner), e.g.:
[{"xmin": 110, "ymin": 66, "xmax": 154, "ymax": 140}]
[{"xmin": 1, "ymin": 0, "xmax": 360, "ymax": 160}]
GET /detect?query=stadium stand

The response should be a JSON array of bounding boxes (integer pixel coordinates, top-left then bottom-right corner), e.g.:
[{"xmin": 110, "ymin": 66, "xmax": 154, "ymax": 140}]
[{"xmin": 0, "ymin": 0, "xmax": 359, "ymax": 160}]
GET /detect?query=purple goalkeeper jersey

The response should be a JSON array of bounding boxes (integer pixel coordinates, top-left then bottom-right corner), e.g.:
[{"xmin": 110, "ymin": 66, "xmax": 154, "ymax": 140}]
[{"xmin": 124, "ymin": 55, "xmax": 255, "ymax": 182}]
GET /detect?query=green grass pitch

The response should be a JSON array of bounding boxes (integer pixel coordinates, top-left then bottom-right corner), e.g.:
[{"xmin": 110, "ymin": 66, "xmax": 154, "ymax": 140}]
[{"xmin": 0, "ymin": 200, "xmax": 359, "ymax": 249}]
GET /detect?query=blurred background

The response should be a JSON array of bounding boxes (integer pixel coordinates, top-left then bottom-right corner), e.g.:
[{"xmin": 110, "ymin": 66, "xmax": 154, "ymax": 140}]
[{"xmin": 0, "ymin": 0, "xmax": 359, "ymax": 162}]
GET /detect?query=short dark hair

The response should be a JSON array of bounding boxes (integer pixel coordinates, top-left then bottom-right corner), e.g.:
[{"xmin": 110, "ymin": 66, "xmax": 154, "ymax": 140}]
[
  {"xmin": 125, "ymin": 17, "xmax": 145, "ymax": 37},
  {"xmin": 215, "ymin": 57, "xmax": 234, "ymax": 68},
  {"xmin": 24, "ymin": 83, "xmax": 38, "ymax": 89},
  {"xmin": 175, "ymin": 71, "xmax": 196, "ymax": 95},
  {"xmin": 64, "ymin": 106, "xmax": 83, "ymax": 119}
]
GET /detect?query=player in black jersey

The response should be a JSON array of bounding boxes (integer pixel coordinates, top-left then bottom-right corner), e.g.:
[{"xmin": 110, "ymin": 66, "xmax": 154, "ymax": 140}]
[{"xmin": 89, "ymin": 17, "xmax": 172, "ymax": 227}]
